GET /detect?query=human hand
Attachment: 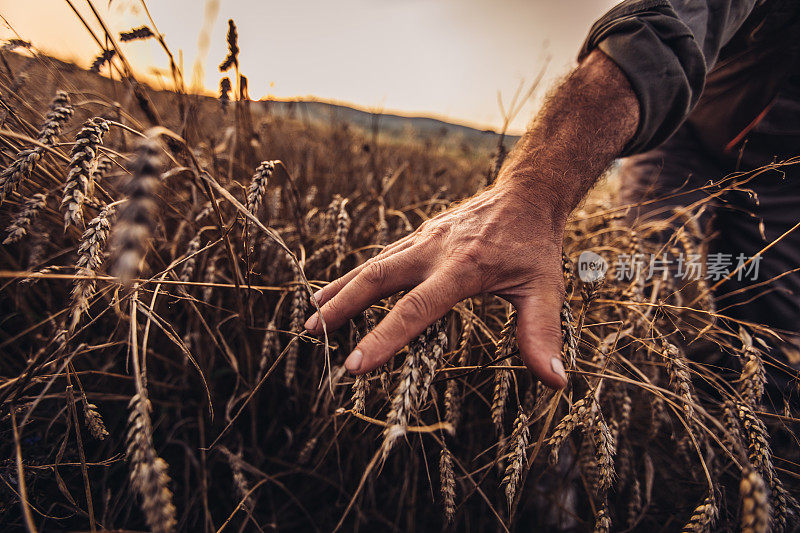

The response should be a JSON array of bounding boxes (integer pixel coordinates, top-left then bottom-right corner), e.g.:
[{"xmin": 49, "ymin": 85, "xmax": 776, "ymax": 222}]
[{"xmin": 303, "ymin": 180, "xmax": 569, "ymax": 388}]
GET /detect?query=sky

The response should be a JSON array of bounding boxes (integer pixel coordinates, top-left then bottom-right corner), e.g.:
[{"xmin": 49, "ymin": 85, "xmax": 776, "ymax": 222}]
[{"xmin": 0, "ymin": 0, "xmax": 619, "ymax": 134}]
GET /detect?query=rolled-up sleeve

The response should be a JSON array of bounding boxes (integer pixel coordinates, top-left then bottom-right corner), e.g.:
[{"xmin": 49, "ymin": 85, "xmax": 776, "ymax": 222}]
[{"xmin": 578, "ymin": 0, "xmax": 758, "ymax": 155}]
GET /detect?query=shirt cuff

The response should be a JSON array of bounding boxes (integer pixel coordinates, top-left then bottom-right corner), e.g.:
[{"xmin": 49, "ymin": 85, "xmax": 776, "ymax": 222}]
[{"xmin": 578, "ymin": 0, "xmax": 707, "ymax": 155}]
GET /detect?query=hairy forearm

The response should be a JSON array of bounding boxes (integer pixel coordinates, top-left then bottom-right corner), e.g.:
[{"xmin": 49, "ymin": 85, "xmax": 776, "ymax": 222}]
[{"xmin": 497, "ymin": 50, "xmax": 639, "ymax": 226}]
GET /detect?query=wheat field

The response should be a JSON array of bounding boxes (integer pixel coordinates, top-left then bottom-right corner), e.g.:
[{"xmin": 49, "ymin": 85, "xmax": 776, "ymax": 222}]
[{"xmin": 0, "ymin": 13, "xmax": 798, "ymax": 533}]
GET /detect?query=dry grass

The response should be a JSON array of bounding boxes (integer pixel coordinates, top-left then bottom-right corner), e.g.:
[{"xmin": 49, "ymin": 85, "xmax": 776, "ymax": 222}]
[{"xmin": 0, "ymin": 11, "xmax": 799, "ymax": 533}]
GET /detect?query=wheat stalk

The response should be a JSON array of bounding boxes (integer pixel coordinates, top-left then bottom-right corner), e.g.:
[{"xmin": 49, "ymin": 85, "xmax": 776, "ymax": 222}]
[{"xmin": 126, "ymin": 289, "xmax": 177, "ymax": 533}]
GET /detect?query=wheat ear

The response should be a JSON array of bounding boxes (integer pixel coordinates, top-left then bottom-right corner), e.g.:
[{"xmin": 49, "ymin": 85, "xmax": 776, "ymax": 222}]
[
  {"xmin": 733, "ymin": 400, "xmax": 774, "ymax": 485},
  {"xmin": 80, "ymin": 389, "xmax": 109, "ymax": 441},
  {"xmin": 584, "ymin": 406, "xmax": 616, "ymax": 495},
  {"xmin": 69, "ymin": 204, "xmax": 115, "ymax": 332},
  {"xmin": 284, "ymin": 262, "xmax": 307, "ymax": 386},
  {"xmin": 491, "ymin": 309, "xmax": 517, "ymax": 435},
  {"xmin": 4, "ymin": 192, "xmax": 47, "ymax": 244},
  {"xmin": 593, "ymin": 499, "xmax": 611, "ymax": 533},
  {"xmin": 120, "ymin": 26, "xmax": 155, "ymax": 42},
  {"xmin": 61, "ymin": 117, "xmax": 109, "ymax": 229},
  {"xmin": 439, "ymin": 446, "xmax": 456, "ymax": 522},
  {"xmin": 351, "ymin": 373, "xmax": 369, "ymax": 414},
  {"xmin": 739, "ymin": 468, "xmax": 770, "ymax": 533},
  {"xmin": 0, "ymin": 90, "xmax": 73, "ymax": 203},
  {"xmin": 110, "ymin": 134, "xmax": 161, "ymax": 282},
  {"xmin": 334, "ymin": 198, "xmax": 351, "ymax": 270},
  {"xmin": 737, "ymin": 327, "xmax": 766, "ymax": 407},
  {"xmin": 382, "ymin": 336, "xmax": 423, "ymax": 459},
  {"xmin": 501, "ymin": 410, "xmax": 529, "ymax": 508},
  {"xmin": 127, "ymin": 289, "xmax": 177, "ymax": 533},
  {"xmin": 219, "ymin": 446, "xmax": 256, "ymax": 517},
  {"xmin": 681, "ymin": 494, "xmax": 717, "ymax": 532},
  {"xmin": 560, "ymin": 298, "xmax": 578, "ymax": 370},
  {"xmin": 548, "ymin": 390, "xmax": 594, "ymax": 465},
  {"xmin": 219, "ymin": 19, "xmax": 239, "ymax": 72},
  {"xmin": 419, "ymin": 321, "xmax": 447, "ymax": 406},
  {"xmin": 90, "ymin": 49, "xmax": 116, "ymax": 72}
]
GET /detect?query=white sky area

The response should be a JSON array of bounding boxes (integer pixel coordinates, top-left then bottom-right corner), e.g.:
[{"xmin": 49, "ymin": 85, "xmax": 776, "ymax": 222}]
[{"xmin": 0, "ymin": 0, "xmax": 619, "ymax": 134}]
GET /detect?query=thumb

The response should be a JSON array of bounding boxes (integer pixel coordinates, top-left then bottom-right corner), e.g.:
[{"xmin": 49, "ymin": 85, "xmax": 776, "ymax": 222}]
[{"xmin": 512, "ymin": 285, "xmax": 567, "ymax": 389}]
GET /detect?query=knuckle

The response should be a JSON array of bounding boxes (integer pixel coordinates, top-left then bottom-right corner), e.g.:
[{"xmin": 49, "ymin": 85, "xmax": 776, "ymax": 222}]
[
  {"xmin": 398, "ymin": 290, "xmax": 433, "ymax": 321},
  {"xmin": 329, "ymin": 274, "xmax": 350, "ymax": 293},
  {"xmin": 323, "ymin": 294, "xmax": 343, "ymax": 317},
  {"xmin": 447, "ymin": 245, "xmax": 482, "ymax": 268},
  {"xmin": 361, "ymin": 260, "xmax": 388, "ymax": 287},
  {"xmin": 366, "ymin": 326, "xmax": 391, "ymax": 348},
  {"xmin": 539, "ymin": 321, "xmax": 564, "ymax": 343},
  {"xmin": 541, "ymin": 274, "xmax": 566, "ymax": 298},
  {"xmin": 446, "ymin": 246, "xmax": 489, "ymax": 287},
  {"xmin": 418, "ymin": 221, "xmax": 447, "ymax": 241},
  {"xmin": 427, "ymin": 225, "xmax": 448, "ymax": 240}
]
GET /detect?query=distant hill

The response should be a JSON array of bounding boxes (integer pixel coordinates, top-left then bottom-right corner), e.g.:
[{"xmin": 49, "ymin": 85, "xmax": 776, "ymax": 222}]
[
  {"xmin": 261, "ymin": 99, "xmax": 520, "ymax": 155},
  {"xmin": 3, "ymin": 51, "xmax": 519, "ymax": 156}
]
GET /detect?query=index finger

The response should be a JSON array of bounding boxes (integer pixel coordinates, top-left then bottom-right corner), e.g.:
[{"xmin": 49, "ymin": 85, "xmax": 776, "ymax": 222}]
[
  {"xmin": 311, "ymin": 232, "xmax": 416, "ymax": 308},
  {"xmin": 345, "ymin": 267, "xmax": 477, "ymax": 374}
]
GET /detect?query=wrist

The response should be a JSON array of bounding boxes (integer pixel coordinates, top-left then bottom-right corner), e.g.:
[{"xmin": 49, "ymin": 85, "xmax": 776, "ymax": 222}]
[
  {"xmin": 495, "ymin": 165, "xmax": 576, "ymax": 223},
  {"xmin": 491, "ymin": 177, "xmax": 570, "ymax": 241}
]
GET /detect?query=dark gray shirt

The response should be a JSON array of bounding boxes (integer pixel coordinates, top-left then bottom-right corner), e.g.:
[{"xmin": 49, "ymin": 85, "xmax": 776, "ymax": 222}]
[{"xmin": 579, "ymin": 0, "xmax": 800, "ymax": 159}]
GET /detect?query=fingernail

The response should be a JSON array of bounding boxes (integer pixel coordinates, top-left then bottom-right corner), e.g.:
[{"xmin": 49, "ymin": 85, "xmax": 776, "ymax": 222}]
[
  {"xmin": 551, "ymin": 356, "xmax": 567, "ymax": 385},
  {"xmin": 304, "ymin": 314, "xmax": 318, "ymax": 331},
  {"xmin": 312, "ymin": 289, "xmax": 323, "ymax": 304},
  {"xmin": 345, "ymin": 349, "xmax": 363, "ymax": 373}
]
